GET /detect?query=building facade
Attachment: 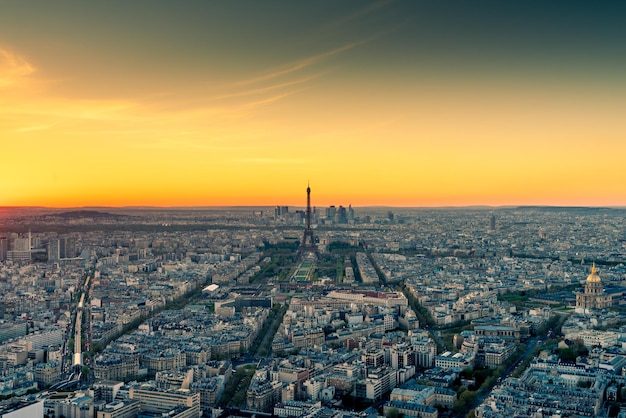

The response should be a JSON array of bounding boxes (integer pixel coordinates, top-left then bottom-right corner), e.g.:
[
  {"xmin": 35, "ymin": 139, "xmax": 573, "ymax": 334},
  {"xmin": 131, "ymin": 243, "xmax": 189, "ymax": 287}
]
[{"xmin": 576, "ymin": 264, "xmax": 612, "ymax": 312}]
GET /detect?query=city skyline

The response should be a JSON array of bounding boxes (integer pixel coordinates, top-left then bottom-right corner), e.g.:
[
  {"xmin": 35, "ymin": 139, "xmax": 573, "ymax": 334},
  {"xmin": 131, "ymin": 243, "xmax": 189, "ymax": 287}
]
[{"xmin": 2, "ymin": 1, "xmax": 626, "ymax": 208}]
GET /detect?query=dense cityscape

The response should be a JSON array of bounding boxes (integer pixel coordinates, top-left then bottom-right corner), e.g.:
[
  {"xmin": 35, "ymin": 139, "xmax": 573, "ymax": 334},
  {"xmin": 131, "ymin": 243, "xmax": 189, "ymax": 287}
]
[
  {"xmin": 3, "ymin": 1, "xmax": 626, "ymax": 417},
  {"xmin": 0, "ymin": 188, "xmax": 625, "ymax": 418}
]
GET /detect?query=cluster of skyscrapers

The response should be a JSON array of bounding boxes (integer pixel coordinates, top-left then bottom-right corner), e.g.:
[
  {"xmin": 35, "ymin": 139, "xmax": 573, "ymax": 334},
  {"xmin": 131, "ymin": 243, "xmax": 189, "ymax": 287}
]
[{"xmin": 274, "ymin": 205, "xmax": 355, "ymax": 225}]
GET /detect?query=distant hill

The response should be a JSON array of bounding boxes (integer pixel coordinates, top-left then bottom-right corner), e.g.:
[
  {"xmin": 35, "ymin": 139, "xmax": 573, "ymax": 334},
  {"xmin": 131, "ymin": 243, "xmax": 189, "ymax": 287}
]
[
  {"xmin": 47, "ymin": 210, "xmax": 129, "ymax": 219},
  {"xmin": 513, "ymin": 206, "xmax": 615, "ymax": 212}
]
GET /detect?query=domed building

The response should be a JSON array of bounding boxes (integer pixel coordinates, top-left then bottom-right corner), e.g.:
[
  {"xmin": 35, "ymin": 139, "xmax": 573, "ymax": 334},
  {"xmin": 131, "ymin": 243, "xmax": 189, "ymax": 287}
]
[{"xmin": 575, "ymin": 264, "xmax": 612, "ymax": 313}]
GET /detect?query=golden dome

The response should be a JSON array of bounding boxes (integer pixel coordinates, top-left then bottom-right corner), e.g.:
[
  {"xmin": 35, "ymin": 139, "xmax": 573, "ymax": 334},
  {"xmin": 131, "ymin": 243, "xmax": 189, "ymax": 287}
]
[{"xmin": 586, "ymin": 263, "xmax": 601, "ymax": 283}]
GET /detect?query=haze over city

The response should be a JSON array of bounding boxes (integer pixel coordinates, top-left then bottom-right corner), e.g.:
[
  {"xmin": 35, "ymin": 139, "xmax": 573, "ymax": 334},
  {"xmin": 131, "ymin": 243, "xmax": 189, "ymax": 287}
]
[{"xmin": 2, "ymin": 1, "xmax": 626, "ymax": 208}]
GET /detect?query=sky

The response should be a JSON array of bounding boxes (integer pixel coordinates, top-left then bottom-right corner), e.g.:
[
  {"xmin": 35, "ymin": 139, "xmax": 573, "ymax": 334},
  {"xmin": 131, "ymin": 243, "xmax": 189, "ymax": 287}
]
[{"xmin": 1, "ymin": 1, "xmax": 626, "ymax": 208}]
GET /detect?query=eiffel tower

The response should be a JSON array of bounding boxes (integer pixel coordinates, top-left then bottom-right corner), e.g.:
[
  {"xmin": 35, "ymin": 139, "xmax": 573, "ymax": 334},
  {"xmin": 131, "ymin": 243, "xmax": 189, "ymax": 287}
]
[{"xmin": 298, "ymin": 183, "xmax": 319, "ymax": 259}]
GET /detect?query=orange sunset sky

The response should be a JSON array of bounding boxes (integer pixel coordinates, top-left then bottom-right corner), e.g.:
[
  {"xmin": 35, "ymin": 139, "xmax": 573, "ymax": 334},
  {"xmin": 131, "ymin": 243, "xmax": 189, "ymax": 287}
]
[{"xmin": 2, "ymin": 1, "xmax": 626, "ymax": 208}]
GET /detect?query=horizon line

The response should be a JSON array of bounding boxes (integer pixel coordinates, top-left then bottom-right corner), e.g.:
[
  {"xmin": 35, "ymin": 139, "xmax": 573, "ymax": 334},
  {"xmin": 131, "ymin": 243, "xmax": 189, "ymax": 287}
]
[{"xmin": 2, "ymin": 204, "xmax": 625, "ymax": 210}]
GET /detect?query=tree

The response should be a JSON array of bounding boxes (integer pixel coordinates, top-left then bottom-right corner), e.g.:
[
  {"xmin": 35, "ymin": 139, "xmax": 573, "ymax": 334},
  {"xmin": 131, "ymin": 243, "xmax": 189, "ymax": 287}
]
[
  {"xmin": 454, "ymin": 390, "xmax": 477, "ymax": 413},
  {"xmin": 386, "ymin": 407, "xmax": 400, "ymax": 418},
  {"xmin": 558, "ymin": 347, "xmax": 576, "ymax": 363}
]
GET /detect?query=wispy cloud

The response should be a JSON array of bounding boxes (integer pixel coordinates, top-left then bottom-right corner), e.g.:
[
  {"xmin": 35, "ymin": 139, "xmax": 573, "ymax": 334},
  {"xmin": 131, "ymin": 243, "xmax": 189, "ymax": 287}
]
[
  {"xmin": 3, "ymin": 97, "xmax": 138, "ymax": 122},
  {"xmin": 240, "ymin": 89, "xmax": 307, "ymax": 110},
  {"xmin": 231, "ymin": 41, "xmax": 366, "ymax": 88},
  {"xmin": 213, "ymin": 74, "xmax": 321, "ymax": 101},
  {"xmin": 0, "ymin": 46, "xmax": 140, "ymax": 125},
  {"xmin": 0, "ymin": 35, "xmax": 353, "ymax": 145},
  {"xmin": 152, "ymin": 75, "xmax": 320, "ymax": 114},
  {"xmin": 0, "ymin": 48, "xmax": 35, "ymax": 88},
  {"xmin": 231, "ymin": 157, "xmax": 310, "ymax": 165},
  {"xmin": 14, "ymin": 124, "xmax": 53, "ymax": 133},
  {"xmin": 319, "ymin": 0, "xmax": 394, "ymax": 36}
]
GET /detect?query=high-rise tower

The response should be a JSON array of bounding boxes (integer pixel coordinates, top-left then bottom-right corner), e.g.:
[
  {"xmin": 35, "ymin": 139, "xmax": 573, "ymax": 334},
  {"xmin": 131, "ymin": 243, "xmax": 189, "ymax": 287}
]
[{"xmin": 298, "ymin": 183, "xmax": 319, "ymax": 259}]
